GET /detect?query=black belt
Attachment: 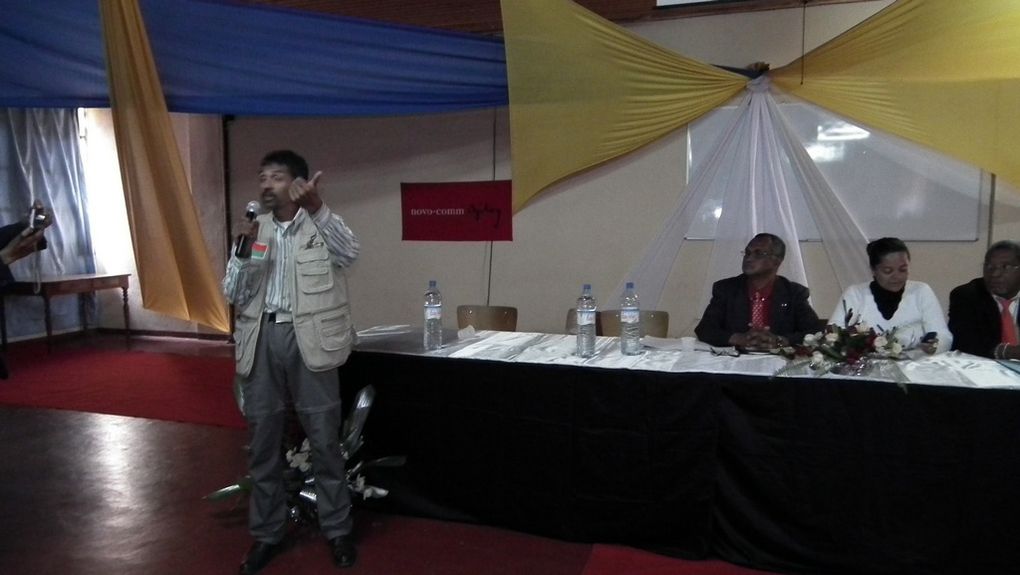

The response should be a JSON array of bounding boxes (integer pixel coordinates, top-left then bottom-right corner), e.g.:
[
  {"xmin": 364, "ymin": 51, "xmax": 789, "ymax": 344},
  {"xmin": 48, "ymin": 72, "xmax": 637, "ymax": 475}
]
[{"xmin": 266, "ymin": 311, "xmax": 293, "ymax": 323}]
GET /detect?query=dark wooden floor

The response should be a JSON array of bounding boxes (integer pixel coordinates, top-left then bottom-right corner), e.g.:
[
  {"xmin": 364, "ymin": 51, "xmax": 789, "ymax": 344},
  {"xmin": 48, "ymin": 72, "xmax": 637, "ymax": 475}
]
[
  {"xmin": 0, "ymin": 404, "xmax": 601, "ymax": 575},
  {"xmin": 0, "ymin": 335, "xmax": 596, "ymax": 575},
  {"xmin": 0, "ymin": 335, "xmax": 239, "ymax": 572},
  {"xmin": 0, "ymin": 406, "xmax": 252, "ymax": 574}
]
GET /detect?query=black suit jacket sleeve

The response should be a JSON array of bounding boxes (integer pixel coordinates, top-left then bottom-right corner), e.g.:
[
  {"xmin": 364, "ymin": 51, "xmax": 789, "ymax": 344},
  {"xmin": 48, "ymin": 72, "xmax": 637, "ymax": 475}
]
[
  {"xmin": 948, "ymin": 278, "xmax": 1001, "ymax": 358},
  {"xmin": 695, "ymin": 278, "xmax": 742, "ymax": 346},
  {"xmin": 0, "ymin": 259, "xmax": 11, "ymax": 288},
  {"xmin": 780, "ymin": 280, "xmax": 823, "ymax": 346},
  {"xmin": 694, "ymin": 275, "xmax": 821, "ymax": 347}
]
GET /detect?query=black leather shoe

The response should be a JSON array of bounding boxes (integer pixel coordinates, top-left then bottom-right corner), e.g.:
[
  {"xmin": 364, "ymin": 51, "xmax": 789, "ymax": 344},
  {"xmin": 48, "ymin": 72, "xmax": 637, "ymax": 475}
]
[
  {"xmin": 329, "ymin": 535, "xmax": 357, "ymax": 568},
  {"xmin": 239, "ymin": 541, "xmax": 281, "ymax": 575}
]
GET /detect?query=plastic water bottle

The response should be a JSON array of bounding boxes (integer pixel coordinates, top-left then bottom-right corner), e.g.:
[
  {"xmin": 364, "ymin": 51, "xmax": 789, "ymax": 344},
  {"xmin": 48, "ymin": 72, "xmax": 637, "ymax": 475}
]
[
  {"xmin": 576, "ymin": 284, "xmax": 597, "ymax": 358},
  {"xmin": 619, "ymin": 281, "xmax": 642, "ymax": 355},
  {"xmin": 423, "ymin": 280, "xmax": 443, "ymax": 351}
]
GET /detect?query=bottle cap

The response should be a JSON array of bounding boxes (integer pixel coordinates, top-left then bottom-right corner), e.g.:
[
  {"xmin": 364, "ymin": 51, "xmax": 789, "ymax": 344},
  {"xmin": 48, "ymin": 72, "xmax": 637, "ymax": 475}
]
[{"xmin": 626, "ymin": 282, "xmax": 634, "ymax": 289}]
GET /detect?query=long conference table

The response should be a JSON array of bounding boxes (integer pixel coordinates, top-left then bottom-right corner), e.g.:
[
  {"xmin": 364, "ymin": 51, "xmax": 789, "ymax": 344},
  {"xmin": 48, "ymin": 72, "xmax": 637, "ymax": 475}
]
[{"xmin": 339, "ymin": 327, "xmax": 1020, "ymax": 575}]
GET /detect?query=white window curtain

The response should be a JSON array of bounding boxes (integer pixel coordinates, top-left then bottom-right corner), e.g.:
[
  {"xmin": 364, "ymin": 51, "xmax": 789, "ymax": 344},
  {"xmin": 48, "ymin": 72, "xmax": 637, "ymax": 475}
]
[{"xmin": 0, "ymin": 108, "xmax": 94, "ymax": 340}]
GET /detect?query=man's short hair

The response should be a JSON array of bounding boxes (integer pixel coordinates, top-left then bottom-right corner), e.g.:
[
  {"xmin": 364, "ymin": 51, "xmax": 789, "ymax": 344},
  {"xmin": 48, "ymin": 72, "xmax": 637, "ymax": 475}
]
[
  {"xmin": 752, "ymin": 233, "xmax": 786, "ymax": 261},
  {"xmin": 260, "ymin": 150, "xmax": 309, "ymax": 180},
  {"xmin": 985, "ymin": 240, "xmax": 1020, "ymax": 264}
]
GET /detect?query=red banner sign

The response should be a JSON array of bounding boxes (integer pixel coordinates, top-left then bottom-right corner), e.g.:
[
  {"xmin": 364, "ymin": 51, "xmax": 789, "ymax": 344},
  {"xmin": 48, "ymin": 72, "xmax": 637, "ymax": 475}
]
[{"xmin": 401, "ymin": 180, "xmax": 512, "ymax": 241}]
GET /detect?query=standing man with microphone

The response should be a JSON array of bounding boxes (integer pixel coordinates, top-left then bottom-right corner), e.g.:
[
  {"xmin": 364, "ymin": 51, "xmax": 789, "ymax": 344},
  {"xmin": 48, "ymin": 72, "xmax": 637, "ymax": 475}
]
[{"xmin": 223, "ymin": 150, "xmax": 360, "ymax": 574}]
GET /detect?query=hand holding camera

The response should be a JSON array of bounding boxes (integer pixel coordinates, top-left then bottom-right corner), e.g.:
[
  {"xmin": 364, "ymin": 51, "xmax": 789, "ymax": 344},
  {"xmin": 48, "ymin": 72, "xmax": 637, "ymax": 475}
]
[
  {"xmin": 0, "ymin": 202, "xmax": 51, "ymax": 266},
  {"xmin": 28, "ymin": 202, "xmax": 49, "ymax": 231}
]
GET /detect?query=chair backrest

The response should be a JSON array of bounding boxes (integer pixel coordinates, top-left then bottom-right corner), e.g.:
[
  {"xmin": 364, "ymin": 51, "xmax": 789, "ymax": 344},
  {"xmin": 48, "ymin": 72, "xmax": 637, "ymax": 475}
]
[
  {"xmin": 565, "ymin": 308, "xmax": 604, "ymax": 335},
  {"xmin": 456, "ymin": 305, "xmax": 518, "ymax": 332},
  {"xmin": 599, "ymin": 309, "xmax": 670, "ymax": 338}
]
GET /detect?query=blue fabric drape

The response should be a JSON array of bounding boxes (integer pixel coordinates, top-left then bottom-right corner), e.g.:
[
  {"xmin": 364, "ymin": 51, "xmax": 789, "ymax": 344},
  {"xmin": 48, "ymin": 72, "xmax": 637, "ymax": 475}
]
[{"xmin": 0, "ymin": 0, "xmax": 507, "ymax": 116}]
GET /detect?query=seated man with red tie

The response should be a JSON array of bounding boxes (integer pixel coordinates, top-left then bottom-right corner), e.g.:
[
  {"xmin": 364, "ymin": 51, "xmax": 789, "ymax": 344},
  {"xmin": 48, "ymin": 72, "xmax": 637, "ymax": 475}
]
[
  {"xmin": 949, "ymin": 240, "xmax": 1020, "ymax": 359},
  {"xmin": 695, "ymin": 233, "xmax": 821, "ymax": 351}
]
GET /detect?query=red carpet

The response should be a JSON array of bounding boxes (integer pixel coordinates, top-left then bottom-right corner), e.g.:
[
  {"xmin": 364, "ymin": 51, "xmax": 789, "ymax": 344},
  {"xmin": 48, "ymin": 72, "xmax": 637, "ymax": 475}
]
[
  {"xmin": 228, "ymin": 513, "xmax": 781, "ymax": 575},
  {"xmin": 0, "ymin": 342, "xmax": 244, "ymax": 428},
  {"xmin": 582, "ymin": 545, "xmax": 778, "ymax": 575}
]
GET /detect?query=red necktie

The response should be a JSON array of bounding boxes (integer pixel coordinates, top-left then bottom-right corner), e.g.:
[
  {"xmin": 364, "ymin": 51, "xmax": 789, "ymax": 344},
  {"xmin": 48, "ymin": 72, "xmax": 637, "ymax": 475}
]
[
  {"xmin": 750, "ymin": 292, "xmax": 766, "ymax": 330},
  {"xmin": 1000, "ymin": 299, "xmax": 1019, "ymax": 345}
]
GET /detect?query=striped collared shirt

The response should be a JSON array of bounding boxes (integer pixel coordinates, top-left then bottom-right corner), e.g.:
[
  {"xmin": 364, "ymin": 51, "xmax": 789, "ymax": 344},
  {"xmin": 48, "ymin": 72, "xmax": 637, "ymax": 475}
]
[
  {"xmin": 263, "ymin": 218, "xmax": 296, "ymax": 315},
  {"xmin": 223, "ymin": 205, "xmax": 359, "ymax": 311}
]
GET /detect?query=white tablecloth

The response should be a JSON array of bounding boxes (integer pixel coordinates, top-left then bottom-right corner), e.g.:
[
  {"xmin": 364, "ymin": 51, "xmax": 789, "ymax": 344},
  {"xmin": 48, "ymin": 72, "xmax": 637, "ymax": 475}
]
[{"xmin": 355, "ymin": 326, "xmax": 1020, "ymax": 390}]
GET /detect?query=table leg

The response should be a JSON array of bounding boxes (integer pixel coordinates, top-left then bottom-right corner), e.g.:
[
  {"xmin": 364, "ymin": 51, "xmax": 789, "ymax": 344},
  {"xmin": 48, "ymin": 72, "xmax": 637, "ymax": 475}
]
[
  {"xmin": 122, "ymin": 286, "xmax": 130, "ymax": 349},
  {"xmin": 43, "ymin": 294, "xmax": 53, "ymax": 352},
  {"xmin": 0, "ymin": 296, "xmax": 6, "ymax": 351},
  {"xmin": 78, "ymin": 293, "xmax": 88, "ymax": 334}
]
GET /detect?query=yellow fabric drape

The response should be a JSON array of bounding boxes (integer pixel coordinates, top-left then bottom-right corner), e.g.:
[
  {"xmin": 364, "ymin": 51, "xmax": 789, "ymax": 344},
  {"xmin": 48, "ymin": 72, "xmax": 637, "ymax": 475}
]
[
  {"xmin": 99, "ymin": 0, "xmax": 229, "ymax": 333},
  {"xmin": 501, "ymin": 0, "xmax": 747, "ymax": 212},
  {"xmin": 772, "ymin": 0, "xmax": 1020, "ymax": 191}
]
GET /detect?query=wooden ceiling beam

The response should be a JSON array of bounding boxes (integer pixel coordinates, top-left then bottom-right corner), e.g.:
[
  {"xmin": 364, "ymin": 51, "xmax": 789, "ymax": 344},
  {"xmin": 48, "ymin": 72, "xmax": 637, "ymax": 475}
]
[{"xmin": 244, "ymin": 0, "xmax": 871, "ymax": 36}]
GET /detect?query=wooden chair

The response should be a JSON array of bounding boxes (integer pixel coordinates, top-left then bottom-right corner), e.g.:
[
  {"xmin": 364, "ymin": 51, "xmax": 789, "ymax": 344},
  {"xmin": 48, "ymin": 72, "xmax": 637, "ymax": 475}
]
[
  {"xmin": 598, "ymin": 309, "xmax": 670, "ymax": 338},
  {"xmin": 456, "ymin": 305, "xmax": 518, "ymax": 332}
]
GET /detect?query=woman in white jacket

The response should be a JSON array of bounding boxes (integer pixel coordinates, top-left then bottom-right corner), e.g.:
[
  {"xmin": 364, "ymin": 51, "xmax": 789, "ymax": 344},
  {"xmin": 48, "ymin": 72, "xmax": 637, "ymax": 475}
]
[{"xmin": 828, "ymin": 237, "xmax": 951, "ymax": 355}]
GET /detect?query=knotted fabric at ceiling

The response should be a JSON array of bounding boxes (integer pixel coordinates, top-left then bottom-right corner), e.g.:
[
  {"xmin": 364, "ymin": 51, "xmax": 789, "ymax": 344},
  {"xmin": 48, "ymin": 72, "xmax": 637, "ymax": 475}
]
[{"xmin": 504, "ymin": 0, "xmax": 1020, "ymax": 212}]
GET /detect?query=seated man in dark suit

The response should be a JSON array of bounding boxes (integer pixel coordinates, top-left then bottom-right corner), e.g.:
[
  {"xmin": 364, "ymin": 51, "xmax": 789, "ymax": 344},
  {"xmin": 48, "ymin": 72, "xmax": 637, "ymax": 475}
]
[
  {"xmin": 948, "ymin": 240, "xmax": 1020, "ymax": 359},
  {"xmin": 695, "ymin": 233, "xmax": 820, "ymax": 350}
]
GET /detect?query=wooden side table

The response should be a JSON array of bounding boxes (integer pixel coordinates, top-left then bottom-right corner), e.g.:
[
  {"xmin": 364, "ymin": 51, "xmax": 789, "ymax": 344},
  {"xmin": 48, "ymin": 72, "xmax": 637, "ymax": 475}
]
[{"xmin": 1, "ymin": 273, "xmax": 131, "ymax": 350}]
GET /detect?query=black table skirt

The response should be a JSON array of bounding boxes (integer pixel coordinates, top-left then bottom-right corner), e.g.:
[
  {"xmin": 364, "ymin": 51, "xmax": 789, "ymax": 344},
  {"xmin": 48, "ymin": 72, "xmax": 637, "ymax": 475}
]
[{"xmin": 340, "ymin": 351, "xmax": 1020, "ymax": 575}]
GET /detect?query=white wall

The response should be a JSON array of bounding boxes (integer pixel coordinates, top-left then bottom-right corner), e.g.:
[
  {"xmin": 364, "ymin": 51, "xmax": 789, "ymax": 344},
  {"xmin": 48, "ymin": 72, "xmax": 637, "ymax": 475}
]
[
  {"xmin": 632, "ymin": 1, "xmax": 894, "ymax": 67},
  {"xmin": 93, "ymin": 0, "xmax": 1020, "ymax": 338}
]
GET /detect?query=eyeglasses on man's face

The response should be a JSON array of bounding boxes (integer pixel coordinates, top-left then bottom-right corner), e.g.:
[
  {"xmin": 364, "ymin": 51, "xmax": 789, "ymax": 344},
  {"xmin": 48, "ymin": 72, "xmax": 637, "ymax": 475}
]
[
  {"xmin": 984, "ymin": 263, "xmax": 1020, "ymax": 275},
  {"xmin": 742, "ymin": 249, "xmax": 775, "ymax": 259}
]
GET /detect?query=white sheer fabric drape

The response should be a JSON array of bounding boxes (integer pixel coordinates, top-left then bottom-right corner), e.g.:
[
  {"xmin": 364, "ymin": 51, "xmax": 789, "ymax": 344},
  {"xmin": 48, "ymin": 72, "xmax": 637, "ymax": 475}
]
[
  {"xmin": 0, "ymin": 108, "xmax": 94, "ymax": 339},
  {"xmin": 617, "ymin": 76, "xmax": 871, "ymax": 314}
]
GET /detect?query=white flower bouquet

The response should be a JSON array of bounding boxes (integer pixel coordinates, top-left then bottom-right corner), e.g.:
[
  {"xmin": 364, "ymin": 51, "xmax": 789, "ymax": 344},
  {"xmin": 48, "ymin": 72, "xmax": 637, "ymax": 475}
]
[{"xmin": 776, "ymin": 319, "xmax": 902, "ymax": 374}]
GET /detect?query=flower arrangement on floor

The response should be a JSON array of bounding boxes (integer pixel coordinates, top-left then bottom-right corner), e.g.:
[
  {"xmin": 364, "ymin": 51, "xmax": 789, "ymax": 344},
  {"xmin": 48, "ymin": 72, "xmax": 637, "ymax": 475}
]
[
  {"xmin": 774, "ymin": 312, "xmax": 902, "ymax": 375},
  {"xmin": 206, "ymin": 385, "xmax": 405, "ymax": 528}
]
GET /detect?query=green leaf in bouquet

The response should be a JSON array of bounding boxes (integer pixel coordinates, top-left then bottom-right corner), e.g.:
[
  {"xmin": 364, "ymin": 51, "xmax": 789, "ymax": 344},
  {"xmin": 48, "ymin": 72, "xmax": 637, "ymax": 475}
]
[{"xmin": 204, "ymin": 476, "xmax": 252, "ymax": 501}]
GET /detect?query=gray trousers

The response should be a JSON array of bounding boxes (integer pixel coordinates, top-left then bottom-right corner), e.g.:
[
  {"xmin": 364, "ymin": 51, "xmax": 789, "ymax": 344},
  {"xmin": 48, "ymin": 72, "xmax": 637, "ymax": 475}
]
[{"xmin": 241, "ymin": 316, "xmax": 353, "ymax": 543}]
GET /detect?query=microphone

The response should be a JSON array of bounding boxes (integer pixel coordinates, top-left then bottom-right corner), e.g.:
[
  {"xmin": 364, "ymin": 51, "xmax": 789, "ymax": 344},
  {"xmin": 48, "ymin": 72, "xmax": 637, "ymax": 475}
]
[{"xmin": 234, "ymin": 201, "xmax": 261, "ymax": 258}]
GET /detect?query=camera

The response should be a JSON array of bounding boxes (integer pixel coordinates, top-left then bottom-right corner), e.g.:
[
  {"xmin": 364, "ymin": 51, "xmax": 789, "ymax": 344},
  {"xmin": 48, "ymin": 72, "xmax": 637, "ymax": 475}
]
[{"xmin": 28, "ymin": 206, "xmax": 48, "ymax": 230}]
